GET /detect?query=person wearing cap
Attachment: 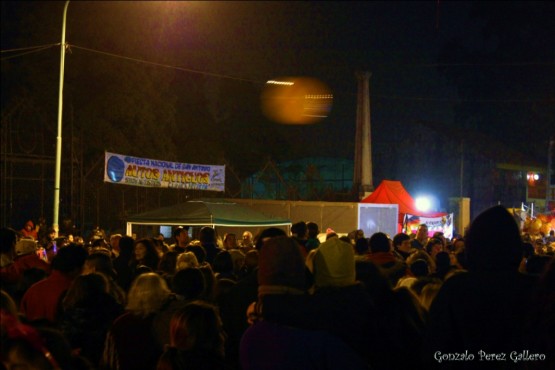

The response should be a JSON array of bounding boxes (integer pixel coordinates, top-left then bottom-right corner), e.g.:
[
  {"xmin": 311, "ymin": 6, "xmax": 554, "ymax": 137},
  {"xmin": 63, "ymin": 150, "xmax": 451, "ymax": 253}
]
[
  {"xmin": 240, "ymin": 236, "xmax": 368, "ymax": 370},
  {"xmin": 15, "ymin": 237, "xmax": 50, "ymax": 270},
  {"xmin": 0, "ymin": 236, "xmax": 50, "ymax": 286}
]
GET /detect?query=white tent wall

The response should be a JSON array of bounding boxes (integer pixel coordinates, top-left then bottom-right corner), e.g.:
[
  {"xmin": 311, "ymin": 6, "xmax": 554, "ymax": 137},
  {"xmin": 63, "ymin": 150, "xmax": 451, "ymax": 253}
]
[{"xmin": 229, "ymin": 199, "xmax": 359, "ymax": 234}]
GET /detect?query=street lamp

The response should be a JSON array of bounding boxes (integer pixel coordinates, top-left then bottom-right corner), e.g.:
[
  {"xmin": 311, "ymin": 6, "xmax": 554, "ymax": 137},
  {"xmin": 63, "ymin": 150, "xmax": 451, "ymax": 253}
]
[{"xmin": 53, "ymin": 0, "xmax": 70, "ymax": 236}]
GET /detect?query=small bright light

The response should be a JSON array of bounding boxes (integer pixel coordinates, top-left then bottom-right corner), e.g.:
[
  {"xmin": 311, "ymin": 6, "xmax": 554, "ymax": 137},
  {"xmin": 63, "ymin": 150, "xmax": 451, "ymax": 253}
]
[
  {"xmin": 415, "ymin": 196, "xmax": 432, "ymax": 212},
  {"xmin": 266, "ymin": 80, "xmax": 295, "ymax": 86},
  {"xmin": 534, "ymin": 174, "xmax": 539, "ymax": 180}
]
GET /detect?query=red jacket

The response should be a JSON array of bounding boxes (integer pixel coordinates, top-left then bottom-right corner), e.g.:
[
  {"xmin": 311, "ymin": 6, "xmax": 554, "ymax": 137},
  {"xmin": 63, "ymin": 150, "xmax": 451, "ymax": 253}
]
[
  {"xmin": 20, "ymin": 270, "xmax": 74, "ymax": 322},
  {"xmin": 0, "ymin": 254, "xmax": 50, "ymax": 284}
]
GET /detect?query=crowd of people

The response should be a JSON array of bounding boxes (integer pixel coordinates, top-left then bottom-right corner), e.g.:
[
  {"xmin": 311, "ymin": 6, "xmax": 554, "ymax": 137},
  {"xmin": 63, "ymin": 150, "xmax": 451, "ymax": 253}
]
[{"xmin": 1, "ymin": 205, "xmax": 554, "ymax": 369}]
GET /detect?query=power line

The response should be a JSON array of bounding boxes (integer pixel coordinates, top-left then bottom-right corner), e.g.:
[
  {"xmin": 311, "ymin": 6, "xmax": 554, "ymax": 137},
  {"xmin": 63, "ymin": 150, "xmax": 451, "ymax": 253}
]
[
  {"xmin": 68, "ymin": 44, "xmax": 262, "ymax": 84},
  {"xmin": 0, "ymin": 43, "xmax": 59, "ymax": 53},
  {"xmin": 2, "ymin": 42, "xmax": 553, "ymax": 103},
  {"xmin": 0, "ymin": 43, "xmax": 58, "ymax": 61}
]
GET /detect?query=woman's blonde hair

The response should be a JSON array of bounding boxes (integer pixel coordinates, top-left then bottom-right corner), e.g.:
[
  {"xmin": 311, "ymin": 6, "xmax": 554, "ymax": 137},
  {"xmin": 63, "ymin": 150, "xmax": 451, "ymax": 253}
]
[
  {"xmin": 176, "ymin": 251, "xmax": 199, "ymax": 271},
  {"xmin": 126, "ymin": 272, "xmax": 170, "ymax": 317}
]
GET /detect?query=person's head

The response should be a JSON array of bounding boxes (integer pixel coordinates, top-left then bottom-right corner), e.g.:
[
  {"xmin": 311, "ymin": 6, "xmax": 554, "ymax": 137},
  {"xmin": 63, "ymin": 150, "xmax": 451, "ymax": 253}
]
[
  {"xmin": 306, "ymin": 222, "xmax": 320, "ymax": 239},
  {"xmin": 199, "ymin": 227, "xmax": 216, "ymax": 244},
  {"xmin": 176, "ymin": 251, "xmax": 199, "ymax": 271},
  {"xmin": 369, "ymin": 232, "xmax": 391, "ymax": 253},
  {"xmin": 452, "ymin": 237, "xmax": 465, "ymax": 253},
  {"xmin": 23, "ymin": 220, "xmax": 34, "ymax": 231},
  {"xmin": 169, "ymin": 300, "xmax": 225, "ymax": 356},
  {"xmin": 126, "ymin": 272, "xmax": 171, "ymax": 317},
  {"xmin": 228, "ymin": 249, "xmax": 246, "ymax": 275},
  {"xmin": 118, "ymin": 236, "xmax": 135, "ymax": 257},
  {"xmin": 51, "ymin": 244, "xmax": 88, "ymax": 276},
  {"xmin": 435, "ymin": 251, "xmax": 452, "ymax": 271},
  {"xmin": 291, "ymin": 221, "xmax": 308, "ymax": 239},
  {"xmin": 393, "ymin": 233, "xmax": 411, "ymax": 251},
  {"xmin": 254, "ymin": 227, "xmax": 287, "ymax": 250},
  {"xmin": 223, "ymin": 233, "xmax": 237, "ymax": 250},
  {"xmin": 0, "ymin": 227, "xmax": 18, "ymax": 255},
  {"xmin": 158, "ymin": 251, "xmax": 179, "ymax": 276},
  {"xmin": 433, "ymin": 231, "xmax": 446, "ymax": 246},
  {"xmin": 212, "ymin": 250, "xmax": 234, "ymax": 275},
  {"xmin": 242, "ymin": 231, "xmax": 253, "ymax": 245},
  {"xmin": 313, "ymin": 237, "xmax": 356, "ymax": 288},
  {"xmin": 110, "ymin": 234, "xmax": 122, "ymax": 251},
  {"xmin": 416, "ymin": 224, "xmax": 429, "ymax": 241},
  {"xmin": 133, "ymin": 238, "xmax": 159, "ymax": 264},
  {"xmin": 171, "ymin": 268, "xmax": 205, "ymax": 300},
  {"xmin": 425, "ymin": 238, "xmax": 444, "ymax": 257},
  {"xmin": 244, "ymin": 249, "xmax": 259, "ymax": 271},
  {"xmin": 258, "ymin": 236, "xmax": 306, "ymax": 295},
  {"xmin": 62, "ymin": 272, "xmax": 109, "ymax": 310},
  {"xmin": 83, "ymin": 251, "xmax": 115, "ymax": 278},
  {"xmin": 410, "ymin": 259, "xmax": 430, "ymax": 277},
  {"xmin": 173, "ymin": 226, "xmax": 190, "ymax": 245},
  {"xmin": 465, "ymin": 205, "xmax": 523, "ymax": 272},
  {"xmin": 354, "ymin": 238, "xmax": 369, "ymax": 255},
  {"xmin": 184, "ymin": 243, "xmax": 207, "ymax": 265}
]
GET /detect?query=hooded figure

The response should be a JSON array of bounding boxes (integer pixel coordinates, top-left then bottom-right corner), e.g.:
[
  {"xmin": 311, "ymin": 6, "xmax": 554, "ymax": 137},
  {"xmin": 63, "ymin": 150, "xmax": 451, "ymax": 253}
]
[
  {"xmin": 424, "ymin": 205, "xmax": 539, "ymax": 369},
  {"xmin": 20, "ymin": 220, "xmax": 38, "ymax": 240},
  {"xmin": 463, "ymin": 205, "xmax": 523, "ymax": 272},
  {"xmin": 240, "ymin": 236, "xmax": 367, "ymax": 370}
]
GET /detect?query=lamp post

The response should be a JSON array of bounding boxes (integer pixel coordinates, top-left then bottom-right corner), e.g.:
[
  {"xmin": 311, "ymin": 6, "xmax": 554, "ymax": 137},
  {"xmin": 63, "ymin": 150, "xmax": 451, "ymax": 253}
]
[{"xmin": 53, "ymin": 0, "xmax": 70, "ymax": 236}]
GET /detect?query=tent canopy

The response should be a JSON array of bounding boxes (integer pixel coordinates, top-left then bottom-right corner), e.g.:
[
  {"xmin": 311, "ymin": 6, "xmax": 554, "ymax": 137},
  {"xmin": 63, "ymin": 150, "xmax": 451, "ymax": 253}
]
[
  {"xmin": 126, "ymin": 198, "xmax": 291, "ymax": 229},
  {"xmin": 360, "ymin": 180, "xmax": 445, "ymax": 217}
]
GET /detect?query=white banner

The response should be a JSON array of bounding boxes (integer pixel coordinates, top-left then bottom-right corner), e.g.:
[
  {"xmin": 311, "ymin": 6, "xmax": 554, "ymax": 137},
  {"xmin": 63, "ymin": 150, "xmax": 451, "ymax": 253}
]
[
  {"xmin": 104, "ymin": 152, "xmax": 225, "ymax": 192},
  {"xmin": 404, "ymin": 213, "xmax": 454, "ymax": 240}
]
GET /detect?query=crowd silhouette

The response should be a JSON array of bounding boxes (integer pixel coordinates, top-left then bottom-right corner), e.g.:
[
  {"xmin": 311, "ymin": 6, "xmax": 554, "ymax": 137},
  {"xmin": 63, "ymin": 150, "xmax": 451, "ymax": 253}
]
[{"xmin": 1, "ymin": 206, "xmax": 554, "ymax": 369}]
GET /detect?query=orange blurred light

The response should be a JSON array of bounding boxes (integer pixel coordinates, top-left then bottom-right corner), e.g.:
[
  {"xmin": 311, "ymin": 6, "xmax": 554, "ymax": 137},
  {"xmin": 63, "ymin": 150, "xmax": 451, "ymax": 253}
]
[{"xmin": 261, "ymin": 76, "xmax": 333, "ymax": 125}]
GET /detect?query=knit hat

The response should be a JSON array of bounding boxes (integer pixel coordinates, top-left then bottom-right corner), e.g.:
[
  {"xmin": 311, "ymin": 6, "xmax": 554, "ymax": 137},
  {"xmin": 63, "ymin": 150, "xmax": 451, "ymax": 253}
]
[
  {"xmin": 258, "ymin": 236, "xmax": 306, "ymax": 296},
  {"xmin": 465, "ymin": 205, "xmax": 522, "ymax": 272},
  {"xmin": 313, "ymin": 237, "xmax": 356, "ymax": 288},
  {"xmin": 15, "ymin": 238, "xmax": 37, "ymax": 256}
]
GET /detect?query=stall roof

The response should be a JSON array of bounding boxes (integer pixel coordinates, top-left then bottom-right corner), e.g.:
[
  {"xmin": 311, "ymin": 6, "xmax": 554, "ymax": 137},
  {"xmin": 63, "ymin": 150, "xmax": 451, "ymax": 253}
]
[
  {"xmin": 126, "ymin": 198, "xmax": 292, "ymax": 228},
  {"xmin": 361, "ymin": 180, "xmax": 445, "ymax": 217}
]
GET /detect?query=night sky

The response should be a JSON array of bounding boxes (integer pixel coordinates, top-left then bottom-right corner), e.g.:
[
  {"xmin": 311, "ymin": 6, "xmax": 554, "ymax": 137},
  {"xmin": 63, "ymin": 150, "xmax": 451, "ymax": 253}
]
[{"xmin": 2, "ymin": 1, "xmax": 554, "ymax": 174}]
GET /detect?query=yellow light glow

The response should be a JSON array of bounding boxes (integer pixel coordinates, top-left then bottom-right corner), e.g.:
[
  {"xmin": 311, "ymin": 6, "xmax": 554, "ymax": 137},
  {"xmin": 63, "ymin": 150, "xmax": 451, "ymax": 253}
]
[{"xmin": 261, "ymin": 76, "xmax": 333, "ymax": 125}]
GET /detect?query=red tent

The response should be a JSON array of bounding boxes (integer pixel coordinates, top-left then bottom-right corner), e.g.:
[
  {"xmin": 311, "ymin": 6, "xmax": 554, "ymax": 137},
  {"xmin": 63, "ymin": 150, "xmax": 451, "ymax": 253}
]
[{"xmin": 360, "ymin": 180, "xmax": 446, "ymax": 223}]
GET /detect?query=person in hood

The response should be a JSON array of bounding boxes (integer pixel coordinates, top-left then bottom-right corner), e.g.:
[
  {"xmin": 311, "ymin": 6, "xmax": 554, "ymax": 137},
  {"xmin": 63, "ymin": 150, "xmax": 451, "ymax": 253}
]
[{"xmin": 20, "ymin": 220, "xmax": 38, "ymax": 240}]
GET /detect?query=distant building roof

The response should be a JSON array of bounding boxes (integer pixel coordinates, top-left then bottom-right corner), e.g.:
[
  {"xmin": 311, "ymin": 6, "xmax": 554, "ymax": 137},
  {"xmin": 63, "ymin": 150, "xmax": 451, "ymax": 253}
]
[{"xmin": 241, "ymin": 157, "xmax": 354, "ymax": 200}]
